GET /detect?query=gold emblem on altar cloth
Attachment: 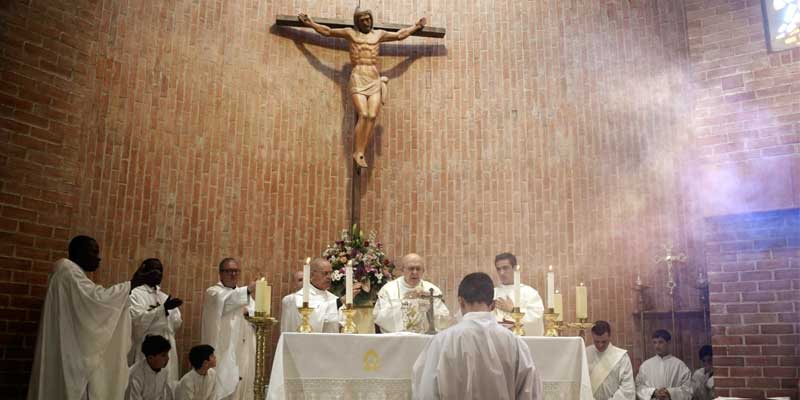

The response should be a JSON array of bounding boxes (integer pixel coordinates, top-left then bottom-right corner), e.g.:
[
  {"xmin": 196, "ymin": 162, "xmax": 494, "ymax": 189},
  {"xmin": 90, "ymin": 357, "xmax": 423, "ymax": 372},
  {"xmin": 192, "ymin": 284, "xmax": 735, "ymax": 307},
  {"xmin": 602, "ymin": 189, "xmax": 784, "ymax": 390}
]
[{"xmin": 363, "ymin": 349, "xmax": 380, "ymax": 372}]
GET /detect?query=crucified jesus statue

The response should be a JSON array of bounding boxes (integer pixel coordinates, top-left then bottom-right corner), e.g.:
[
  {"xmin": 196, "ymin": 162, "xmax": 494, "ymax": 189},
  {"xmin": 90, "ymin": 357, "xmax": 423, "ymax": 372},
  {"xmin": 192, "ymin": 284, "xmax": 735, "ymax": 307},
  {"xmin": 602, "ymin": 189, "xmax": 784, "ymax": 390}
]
[{"xmin": 298, "ymin": 9, "xmax": 426, "ymax": 168}]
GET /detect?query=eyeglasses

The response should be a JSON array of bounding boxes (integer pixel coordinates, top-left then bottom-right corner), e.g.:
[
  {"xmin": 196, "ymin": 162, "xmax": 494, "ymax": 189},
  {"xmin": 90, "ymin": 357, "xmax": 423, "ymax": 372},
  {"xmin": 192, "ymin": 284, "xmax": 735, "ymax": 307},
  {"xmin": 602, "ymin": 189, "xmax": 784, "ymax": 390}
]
[{"xmin": 220, "ymin": 269, "xmax": 240, "ymax": 275}]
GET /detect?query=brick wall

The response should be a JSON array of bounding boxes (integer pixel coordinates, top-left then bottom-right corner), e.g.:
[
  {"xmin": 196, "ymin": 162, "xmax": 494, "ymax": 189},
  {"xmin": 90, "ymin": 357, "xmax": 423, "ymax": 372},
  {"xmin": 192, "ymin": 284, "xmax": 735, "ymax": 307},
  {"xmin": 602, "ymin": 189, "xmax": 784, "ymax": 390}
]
[
  {"xmin": 686, "ymin": 0, "xmax": 800, "ymax": 397},
  {"xmin": 705, "ymin": 209, "xmax": 799, "ymax": 399},
  {"xmin": 0, "ymin": 0, "xmax": 709, "ymax": 397}
]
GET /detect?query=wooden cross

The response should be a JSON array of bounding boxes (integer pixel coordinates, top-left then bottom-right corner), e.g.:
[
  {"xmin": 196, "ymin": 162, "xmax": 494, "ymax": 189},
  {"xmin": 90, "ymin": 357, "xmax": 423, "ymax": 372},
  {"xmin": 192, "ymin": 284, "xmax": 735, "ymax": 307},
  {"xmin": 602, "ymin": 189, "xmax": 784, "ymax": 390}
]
[
  {"xmin": 276, "ymin": 11, "xmax": 445, "ymax": 226},
  {"xmin": 275, "ymin": 15, "xmax": 446, "ymax": 38}
]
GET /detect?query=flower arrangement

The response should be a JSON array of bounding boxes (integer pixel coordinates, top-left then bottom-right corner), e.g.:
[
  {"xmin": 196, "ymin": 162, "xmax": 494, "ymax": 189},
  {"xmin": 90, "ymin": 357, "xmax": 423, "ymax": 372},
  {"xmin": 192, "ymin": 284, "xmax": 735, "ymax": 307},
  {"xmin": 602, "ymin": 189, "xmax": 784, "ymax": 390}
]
[{"xmin": 323, "ymin": 225, "xmax": 395, "ymax": 306}]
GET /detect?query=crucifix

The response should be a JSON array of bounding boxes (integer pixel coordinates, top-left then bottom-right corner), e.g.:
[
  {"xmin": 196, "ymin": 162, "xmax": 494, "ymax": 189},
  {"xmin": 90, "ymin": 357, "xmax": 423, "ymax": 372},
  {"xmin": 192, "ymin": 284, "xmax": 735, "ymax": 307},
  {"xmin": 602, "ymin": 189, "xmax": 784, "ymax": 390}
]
[
  {"xmin": 276, "ymin": 9, "xmax": 445, "ymax": 224},
  {"xmin": 654, "ymin": 244, "xmax": 687, "ymax": 339}
]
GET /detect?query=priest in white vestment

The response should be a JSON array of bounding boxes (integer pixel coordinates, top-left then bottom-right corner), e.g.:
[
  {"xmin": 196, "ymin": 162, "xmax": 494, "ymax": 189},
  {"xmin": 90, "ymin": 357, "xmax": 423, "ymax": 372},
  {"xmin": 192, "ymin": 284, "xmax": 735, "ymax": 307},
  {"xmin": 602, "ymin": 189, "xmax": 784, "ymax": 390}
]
[
  {"xmin": 280, "ymin": 259, "xmax": 342, "ymax": 333},
  {"xmin": 27, "ymin": 235, "xmax": 136, "ymax": 400},
  {"xmin": 691, "ymin": 345, "xmax": 714, "ymax": 400},
  {"xmin": 201, "ymin": 258, "xmax": 257, "ymax": 400},
  {"xmin": 585, "ymin": 321, "xmax": 635, "ymax": 400},
  {"xmin": 412, "ymin": 272, "xmax": 542, "ymax": 400},
  {"xmin": 635, "ymin": 330, "xmax": 692, "ymax": 400},
  {"xmin": 492, "ymin": 253, "xmax": 545, "ymax": 336},
  {"xmin": 129, "ymin": 258, "xmax": 183, "ymax": 383},
  {"xmin": 373, "ymin": 253, "xmax": 450, "ymax": 333},
  {"xmin": 126, "ymin": 335, "xmax": 173, "ymax": 400},
  {"xmin": 176, "ymin": 344, "xmax": 218, "ymax": 400}
]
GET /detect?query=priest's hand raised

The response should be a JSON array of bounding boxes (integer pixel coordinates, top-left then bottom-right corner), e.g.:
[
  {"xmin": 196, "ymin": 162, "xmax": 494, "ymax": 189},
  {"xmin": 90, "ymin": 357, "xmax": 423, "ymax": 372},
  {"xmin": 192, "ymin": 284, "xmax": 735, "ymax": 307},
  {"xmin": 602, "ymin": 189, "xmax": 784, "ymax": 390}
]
[{"xmin": 247, "ymin": 281, "xmax": 257, "ymax": 296}]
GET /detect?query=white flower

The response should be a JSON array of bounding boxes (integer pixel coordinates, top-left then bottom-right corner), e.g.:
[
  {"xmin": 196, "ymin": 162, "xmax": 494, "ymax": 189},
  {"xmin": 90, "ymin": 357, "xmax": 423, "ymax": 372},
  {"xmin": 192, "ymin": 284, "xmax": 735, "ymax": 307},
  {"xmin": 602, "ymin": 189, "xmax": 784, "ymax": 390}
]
[
  {"xmin": 375, "ymin": 272, "xmax": 383, "ymax": 283},
  {"xmin": 332, "ymin": 270, "xmax": 344, "ymax": 282}
]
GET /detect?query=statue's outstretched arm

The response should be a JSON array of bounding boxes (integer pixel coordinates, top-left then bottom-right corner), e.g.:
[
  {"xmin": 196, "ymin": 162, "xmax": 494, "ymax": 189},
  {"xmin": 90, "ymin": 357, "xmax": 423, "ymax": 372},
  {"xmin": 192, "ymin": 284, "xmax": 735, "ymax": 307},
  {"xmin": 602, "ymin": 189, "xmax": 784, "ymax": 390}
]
[
  {"xmin": 380, "ymin": 17, "xmax": 426, "ymax": 42},
  {"xmin": 298, "ymin": 13, "xmax": 351, "ymax": 39}
]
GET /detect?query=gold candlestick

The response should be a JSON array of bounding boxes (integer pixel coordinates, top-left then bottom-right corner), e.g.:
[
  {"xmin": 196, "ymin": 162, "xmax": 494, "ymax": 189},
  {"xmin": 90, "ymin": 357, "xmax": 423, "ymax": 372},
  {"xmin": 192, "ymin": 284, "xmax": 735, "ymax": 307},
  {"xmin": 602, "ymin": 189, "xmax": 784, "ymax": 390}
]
[
  {"xmin": 566, "ymin": 318, "xmax": 595, "ymax": 338},
  {"xmin": 297, "ymin": 302, "xmax": 313, "ymax": 333},
  {"xmin": 342, "ymin": 304, "xmax": 357, "ymax": 334},
  {"xmin": 511, "ymin": 307, "xmax": 526, "ymax": 336},
  {"xmin": 543, "ymin": 307, "xmax": 560, "ymax": 337},
  {"xmin": 244, "ymin": 312, "xmax": 278, "ymax": 400}
]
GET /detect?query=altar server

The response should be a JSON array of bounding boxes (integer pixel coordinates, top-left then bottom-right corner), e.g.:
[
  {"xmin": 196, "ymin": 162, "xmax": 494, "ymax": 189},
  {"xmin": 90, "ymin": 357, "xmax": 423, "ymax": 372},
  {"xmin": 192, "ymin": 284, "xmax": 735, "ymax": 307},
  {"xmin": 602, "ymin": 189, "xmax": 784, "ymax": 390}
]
[
  {"xmin": 636, "ymin": 330, "xmax": 692, "ymax": 400},
  {"xmin": 412, "ymin": 272, "xmax": 542, "ymax": 400}
]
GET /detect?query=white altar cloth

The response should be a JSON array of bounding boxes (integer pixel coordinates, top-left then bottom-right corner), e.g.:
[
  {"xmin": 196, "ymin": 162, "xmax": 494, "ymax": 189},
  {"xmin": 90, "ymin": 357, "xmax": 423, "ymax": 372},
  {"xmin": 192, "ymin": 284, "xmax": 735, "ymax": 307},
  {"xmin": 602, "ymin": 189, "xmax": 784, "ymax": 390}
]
[{"xmin": 266, "ymin": 333, "xmax": 593, "ymax": 400}]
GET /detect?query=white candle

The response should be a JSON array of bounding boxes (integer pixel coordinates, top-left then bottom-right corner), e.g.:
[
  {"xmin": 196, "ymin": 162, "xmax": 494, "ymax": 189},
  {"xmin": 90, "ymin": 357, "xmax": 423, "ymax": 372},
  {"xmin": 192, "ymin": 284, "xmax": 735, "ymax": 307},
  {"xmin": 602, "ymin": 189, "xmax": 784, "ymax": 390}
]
[
  {"xmin": 576, "ymin": 282, "xmax": 588, "ymax": 319},
  {"xmin": 345, "ymin": 261, "xmax": 354, "ymax": 305},
  {"xmin": 513, "ymin": 265, "xmax": 521, "ymax": 306},
  {"xmin": 546, "ymin": 265, "xmax": 555, "ymax": 309},
  {"xmin": 553, "ymin": 289, "xmax": 563, "ymax": 322},
  {"xmin": 302, "ymin": 257, "xmax": 311, "ymax": 304},
  {"xmin": 255, "ymin": 278, "xmax": 271, "ymax": 315}
]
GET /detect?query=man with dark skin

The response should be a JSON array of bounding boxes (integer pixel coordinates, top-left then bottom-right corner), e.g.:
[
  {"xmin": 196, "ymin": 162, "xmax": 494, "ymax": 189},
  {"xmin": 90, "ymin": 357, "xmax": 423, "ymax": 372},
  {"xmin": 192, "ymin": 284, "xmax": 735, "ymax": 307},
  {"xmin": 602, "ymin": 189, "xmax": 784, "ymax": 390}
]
[
  {"xmin": 28, "ymin": 235, "xmax": 139, "ymax": 400},
  {"xmin": 299, "ymin": 9, "xmax": 427, "ymax": 168}
]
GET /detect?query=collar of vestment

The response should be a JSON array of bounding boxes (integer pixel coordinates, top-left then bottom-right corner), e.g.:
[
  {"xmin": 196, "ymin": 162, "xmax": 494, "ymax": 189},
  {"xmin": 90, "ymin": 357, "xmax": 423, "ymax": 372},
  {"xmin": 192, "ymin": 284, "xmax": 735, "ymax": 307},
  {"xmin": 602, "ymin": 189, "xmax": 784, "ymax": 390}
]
[
  {"xmin": 215, "ymin": 282, "xmax": 241, "ymax": 290},
  {"xmin": 461, "ymin": 311, "xmax": 495, "ymax": 322},
  {"xmin": 590, "ymin": 344, "xmax": 627, "ymax": 394},
  {"xmin": 399, "ymin": 277, "xmax": 422, "ymax": 290}
]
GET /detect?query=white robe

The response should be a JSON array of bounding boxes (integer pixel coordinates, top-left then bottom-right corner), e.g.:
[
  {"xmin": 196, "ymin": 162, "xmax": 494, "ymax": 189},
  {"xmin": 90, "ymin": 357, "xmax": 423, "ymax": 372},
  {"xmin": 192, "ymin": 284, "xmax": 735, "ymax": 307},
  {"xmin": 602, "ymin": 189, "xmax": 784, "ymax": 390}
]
[
  {"xmin": 586, "ymin": 344, "xmax": 635, "ymax": 400},
  {"xmin": 27, "ymin": 258, "xmax": 132, "ymax": 400},
  {"xmin": 279, "ymin": 286, "xmax": 339, "ymax": 333},
  {"xmin": 175, "ymin": 369, "xmax": 217, "ymax": 400},
  {"xmin": 635, "ymin": 355, "xmax": 692, "ymax": 400},
  {"xmin": 125, "ymin": 358, "xmax": 173, "ymax": 400},
  {"xmin": 691, "ymin": 368, "xmax": 714, "ymax": 400},
  {"xmin": 373, "ymin": 277, "xmax": 450, "ymax": 333},
  {"xmin": 411, "ymin": 311, "xmax": 542, "ymax": 400},
  {"xmin": 129, "ymin": 285, "xmax": 183, "ymax": 382},
  {"xmin": 201, "ymin": 283, "xmax": 255, "ymax": 400},
  {"xmin": 493, "ymin": 284, "xmax": 545, "ymax": 336}
]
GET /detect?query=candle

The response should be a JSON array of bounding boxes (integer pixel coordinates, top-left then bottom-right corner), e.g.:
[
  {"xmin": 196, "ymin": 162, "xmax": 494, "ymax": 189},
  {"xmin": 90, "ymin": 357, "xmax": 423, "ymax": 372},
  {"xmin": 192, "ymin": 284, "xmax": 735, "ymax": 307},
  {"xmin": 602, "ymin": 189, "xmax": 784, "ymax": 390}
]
[
  {"xmin": 345, "ymin": 260, "xmax": 354, "ymax": 305},
  {"xmin": 255, "ymin": 278, "xmax": 271, "ymax": 315},
  {"xmin": 546, "ymin": 265, "xmax": 555, "ymax": 309},
  {"xmin": 513, "ymin": 265, "xmax": 521, "ymax": 306},
  {"xmin": 302, "ymin": 257, "xmax": 311, "ymax": 304},
  {"xmin": 553, "ymin": 289, "xmax": 563, "ymax": 322},
  {"xmin": 576, "ymin": 282, "xmax": 588, "ymax": 319}
]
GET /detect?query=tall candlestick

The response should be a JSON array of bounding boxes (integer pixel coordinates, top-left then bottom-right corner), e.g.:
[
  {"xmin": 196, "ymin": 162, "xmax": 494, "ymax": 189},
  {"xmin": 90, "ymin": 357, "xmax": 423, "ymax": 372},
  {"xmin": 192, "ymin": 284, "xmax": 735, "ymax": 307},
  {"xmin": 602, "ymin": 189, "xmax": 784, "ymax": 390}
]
[
  {"xmin": 513, "ymin": 265, "xmax": 521, "ymax": 306},
  {"xmin": 546, "ymin": 265, "xmax": 555, "ymax": 309},
  {"xmin": 255, "ymin": 278, "xmax": 271, "ymax": 315},
  {"xmin": 345, "ymin": 261, "xmax": 354, "ymax": 305},
  {"xmin": 553, "ymin": 289, "xmax": 563, "ymax": 322},
  {"xmin": 302, "ymin": 257, "xmax": 311, "ymax": 304},
  {"xmin": 576, "ymin": 282, "xmax": 588, "ymax": 319}
]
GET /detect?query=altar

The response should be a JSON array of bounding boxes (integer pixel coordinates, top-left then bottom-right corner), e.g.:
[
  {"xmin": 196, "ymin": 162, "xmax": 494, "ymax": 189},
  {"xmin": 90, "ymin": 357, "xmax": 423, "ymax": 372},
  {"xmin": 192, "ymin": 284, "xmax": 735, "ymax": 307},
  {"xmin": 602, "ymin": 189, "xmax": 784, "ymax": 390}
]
[{"xmin": 266, "ymin": 333, "xmax": 593, "ymax": 400}]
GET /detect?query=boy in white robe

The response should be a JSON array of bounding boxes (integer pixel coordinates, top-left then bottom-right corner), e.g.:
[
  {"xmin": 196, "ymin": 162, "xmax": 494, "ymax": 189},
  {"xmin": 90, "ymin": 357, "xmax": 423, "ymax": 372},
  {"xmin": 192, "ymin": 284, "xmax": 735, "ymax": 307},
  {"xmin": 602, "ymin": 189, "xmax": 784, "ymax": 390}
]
[
  {"xmin": 129, "ymin": 258, "xmax": 183, "ymax": 382},
  {"xmin": 373, "ymin": 253, "xmax": 450, "ymax": 333},
  {"xmin": 691, "ymin": 345, "xmax": 714, "ymax": 400},
  {"xmin": 586, "ymin": 320, "xmax": 635, "ymax": 400},
  {"xmin": 412, "ymin": 272, "xmax": 542, "ymax": 400},
  {"xmin": 175, "ymin": 345, "xmax": 218, "ymax": 400},
  {"xmin": 27, "ymin": 235, "xmax": 139, "ymax": 400},
  {"xmin": 493, "ymin": 252, "xmax": 545, "ymax": 336},
  {"xmin": 635, "ymin": 329, "xmax": 692, "ymax": 400},
  {"xmin": 201, "ymin": 258, "xmax": 258, "ymax": 400},
  {"xmin": 126, "ymin": 335, "xmax": 173, "ymax": 400},
  {"xmin": 280, "ymin": 258, "xmax": 341, "ymax": 333}
]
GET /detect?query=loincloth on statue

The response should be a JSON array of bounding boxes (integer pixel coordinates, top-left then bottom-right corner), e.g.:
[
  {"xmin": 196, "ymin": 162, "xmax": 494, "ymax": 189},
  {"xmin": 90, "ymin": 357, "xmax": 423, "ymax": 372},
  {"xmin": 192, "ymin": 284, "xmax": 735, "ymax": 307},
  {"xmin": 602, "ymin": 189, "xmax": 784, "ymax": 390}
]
[{"xmin": 350, "ymin": 64, "xmax": 388, "ymax": 103}]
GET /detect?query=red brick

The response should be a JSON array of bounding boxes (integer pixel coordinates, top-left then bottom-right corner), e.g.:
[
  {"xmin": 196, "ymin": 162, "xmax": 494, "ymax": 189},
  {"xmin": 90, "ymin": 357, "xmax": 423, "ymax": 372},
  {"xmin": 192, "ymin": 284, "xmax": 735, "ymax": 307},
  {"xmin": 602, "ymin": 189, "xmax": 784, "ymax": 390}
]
[
  {"xmin": 745, "ymin": 335, "xmax": 779, "ymax": 345},
  {"xmin": 761, "ymin": 324, "xmax": 795, "ymax": 334},
  {"xmin": 763, "ymin": 346, "xmax": 797, "ymax": 356},
  {"xmin": 759, "ymin": 302, "xmax": 795, "ymax": 313}
]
